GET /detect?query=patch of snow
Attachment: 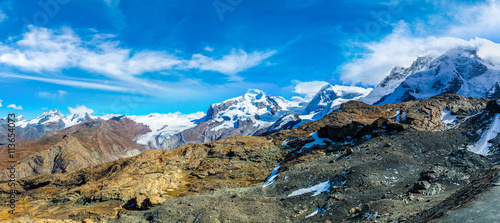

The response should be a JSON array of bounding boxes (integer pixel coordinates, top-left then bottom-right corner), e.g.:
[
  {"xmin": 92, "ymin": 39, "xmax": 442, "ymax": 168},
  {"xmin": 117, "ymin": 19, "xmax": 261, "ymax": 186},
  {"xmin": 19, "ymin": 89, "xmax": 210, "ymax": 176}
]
[
  {"xmin": 288, "ymin": 180, "xmax": 330, "ymax": 197},
  {"xmin": 392, "ymin": 110, "xmax": 401, "ymax": 122},
  {"xmin": 282, "ymin": 140, "xmax": 289, "ymax": 146},
  {"xmin": 305, "ymin": 207, "xmax": 320, "ymax": 218},
  {"xmin": 262, "ymin": 164, "xmax": 281, "ymax": 187},
  {"xmin": 303, "ymin": 132, "xmax": 332, "ymax": 149},
  {"xmin": 16, "ymin": 116, "xmax": 29, "ymax": 128},
  {"xmin": 468, "ymin": 114, "xmax": 500, "ymax": 155},
  {"xmin": 441, "ymin": 109, "xmax": 458, "ymax": 127}
]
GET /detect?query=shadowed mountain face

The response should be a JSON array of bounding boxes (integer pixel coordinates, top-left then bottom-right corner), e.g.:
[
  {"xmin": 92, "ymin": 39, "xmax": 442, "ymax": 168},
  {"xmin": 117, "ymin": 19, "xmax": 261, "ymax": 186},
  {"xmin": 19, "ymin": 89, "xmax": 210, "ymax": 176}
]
[
  {"xmin": 1, "ymin": 95, "xmax": 498, "ymax": 222},
  {"xmin": 0, "ymin": 116, "xmax": 150, "ymax": 181}
]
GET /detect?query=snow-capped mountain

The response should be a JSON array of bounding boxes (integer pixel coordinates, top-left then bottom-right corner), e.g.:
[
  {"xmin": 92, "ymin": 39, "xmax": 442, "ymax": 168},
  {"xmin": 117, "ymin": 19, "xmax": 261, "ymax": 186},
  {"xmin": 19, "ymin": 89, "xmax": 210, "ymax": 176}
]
[
  {"xmin": 0, "ymin": 109, "xmax": 100, "ymax": 144},
  {"xmin": 205, "ymin": 89, "xmax": 302, "ymax": 132},
  {"xmin": 361, "ymin": 55, "xmax": 434, "ymax": 105},
  {"xmin": 63, "ymin": 112, "xmax": 93, "ymax": 128},
  {"xmin": 305, "ymin": 84, "xmax": 372, "ymax": 119},
  {"xmin": 486, "ymin": 82, "xmax": 500, "ymax": 99},
  {"xmin": 27, "ymin": 109, "xmax": 65, "ymax": 126},
  {"xmin": 15, "ymin": 109, "xmax": 97, "ymax": 128},
  {"xmin": 4, "ymin": 85, "xmax": 373, "ymax": 150},
  {"xmin": 151, "ymin": 89, "xmax": 304, "ymax": 150},
  {"xmin": 370, "ymin": 47, "xmax": 500, "ymax": 105},
  {"xmin": 263, "ymin": 84, "xmax": 372, "ymax": 135}
]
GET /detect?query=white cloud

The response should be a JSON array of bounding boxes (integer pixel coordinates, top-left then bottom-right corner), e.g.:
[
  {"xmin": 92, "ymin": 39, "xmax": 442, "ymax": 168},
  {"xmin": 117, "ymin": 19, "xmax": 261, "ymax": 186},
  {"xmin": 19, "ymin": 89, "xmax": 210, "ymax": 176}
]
[
  {"xmin": 41, "ymin": 107, "xmax": 48, "ymax": 110},
  {"xmin": 0, "ymin": 26, "xmax": 275, "ymax": 85},
  {"xmin": 0, "ymin": 72, "xmax": 130, "ymax": 92},
  {"xmin": 340, "ymin": 22, "xmax": 470, "ymax": 85},
  {"xmin": 293, "ymin": 80, "xmax": 330, "ymax": 97},
  {"xmin": 446, "ymin": 0, "xmax": 500, "ymax": 40},
  {"xmin": 0, "ymin": 9, "xmax": 6, "ymax": 23},
  {"xmin": 339, "ymin": 0, "xmax": 500, "ymax": 85},
  {"xmin": 185, "ymin": 49, "xmax": 277, "ymax": 81},
  {"xmin": 7, "ymin": 104, "xmax": 23, "ymax": 110},
  {"xmin": 36, "ymin": 90, "xmax": 68, "ymax": 99},
  {"xmin": 58, "ymin": 90, "xmax": 68, "ymax": 96},
  {"xmin": 68, "ymin": 105, "xmax": 94, "ymax": 115},
  {"xmin": 204, "ymin": 46, "xmax": 214, "ymax": 52},
  {"xmin": 0, "ymin": 99, "xmax": 2, "ymax": 107}
]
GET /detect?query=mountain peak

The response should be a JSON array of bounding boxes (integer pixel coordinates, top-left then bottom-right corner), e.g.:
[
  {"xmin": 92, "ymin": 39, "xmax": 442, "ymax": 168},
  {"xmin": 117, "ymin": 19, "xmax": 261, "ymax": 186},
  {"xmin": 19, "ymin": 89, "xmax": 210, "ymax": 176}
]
[
  {"xmin": 243, "ymin": 89, "xmax": 266, "ymax": 100},
  {"xmin": 372, "ymin": 48, "xmax": 499, "ymax": 105}
]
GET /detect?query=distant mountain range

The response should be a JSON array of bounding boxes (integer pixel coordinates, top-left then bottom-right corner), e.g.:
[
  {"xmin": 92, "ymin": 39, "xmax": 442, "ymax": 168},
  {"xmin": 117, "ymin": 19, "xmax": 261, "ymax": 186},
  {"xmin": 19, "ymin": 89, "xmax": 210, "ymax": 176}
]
[
  {"xmin": 2, "ymin": 47, "xmax": 499, "ymax": 151},
  {"xmin": 0, "ymin": 84, "xmax": 371, "ymax": 149},
  {"xmin": 0, "ymin": 116, "xmax": 150, "ymax": 181}
]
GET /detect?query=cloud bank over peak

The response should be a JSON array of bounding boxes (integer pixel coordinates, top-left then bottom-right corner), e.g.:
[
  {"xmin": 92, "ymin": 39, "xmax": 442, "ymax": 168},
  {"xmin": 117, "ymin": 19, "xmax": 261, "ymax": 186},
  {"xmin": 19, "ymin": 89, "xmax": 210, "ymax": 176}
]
[
  {"xmin": 339, "ymin": 0, "xmax": 500, "ymax": 86},
  {"xmin": 68, "ymin": 105, "xmax": 94, "ymax": 115}
]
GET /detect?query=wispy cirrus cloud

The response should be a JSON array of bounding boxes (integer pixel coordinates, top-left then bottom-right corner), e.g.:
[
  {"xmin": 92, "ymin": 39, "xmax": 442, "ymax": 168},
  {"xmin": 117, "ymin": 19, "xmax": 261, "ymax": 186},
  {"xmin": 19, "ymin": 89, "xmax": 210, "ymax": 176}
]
[
  {"xmin": 0, "ymin": 26, "xmax": 276, "ymax": 88},
  {"xmin": 0, "ymin": 72, "xmax": 131, "ymax": 92}
]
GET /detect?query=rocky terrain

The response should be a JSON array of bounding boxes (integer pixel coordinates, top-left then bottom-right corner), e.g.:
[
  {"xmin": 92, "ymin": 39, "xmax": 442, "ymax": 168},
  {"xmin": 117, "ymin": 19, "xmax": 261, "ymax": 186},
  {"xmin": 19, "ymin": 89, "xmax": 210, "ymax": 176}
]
[
  {"xmin": 0, "ymin": 116, "xmax": 150, "ymax": 181},
  {"xmin": 0, "ymin": 94, "xmax": 498, "ymax": 222}
]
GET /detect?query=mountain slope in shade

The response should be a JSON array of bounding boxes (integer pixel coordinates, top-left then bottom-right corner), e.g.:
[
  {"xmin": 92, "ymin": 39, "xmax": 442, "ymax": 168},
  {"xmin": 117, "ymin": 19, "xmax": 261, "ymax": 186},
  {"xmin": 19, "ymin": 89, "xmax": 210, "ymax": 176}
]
[
  {"xmin": 486, "ymin": 82, "xmax": 500, "ymax": 99},
  {"xmin": 374, "ymin": 47, "xmax": 500, "ymax": 105},
  {"xmin": 0, "ymin": 116, "xmax": 150, "ymax": 181}
]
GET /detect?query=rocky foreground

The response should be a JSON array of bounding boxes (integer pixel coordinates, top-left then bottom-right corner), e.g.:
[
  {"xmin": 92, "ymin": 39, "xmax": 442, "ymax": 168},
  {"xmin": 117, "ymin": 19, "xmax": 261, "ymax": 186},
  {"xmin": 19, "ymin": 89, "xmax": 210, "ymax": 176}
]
[{"xmin": 0, "ymin": 94, "xmax": 499, "ymax": 222}]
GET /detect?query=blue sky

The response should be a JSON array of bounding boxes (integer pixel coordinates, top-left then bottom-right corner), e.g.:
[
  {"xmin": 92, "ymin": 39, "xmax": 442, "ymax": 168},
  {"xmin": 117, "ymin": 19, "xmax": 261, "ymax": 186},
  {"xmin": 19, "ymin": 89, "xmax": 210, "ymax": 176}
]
[{"xmin": 0, "ymin": 0, "xmax": 499, "ymax": 118}]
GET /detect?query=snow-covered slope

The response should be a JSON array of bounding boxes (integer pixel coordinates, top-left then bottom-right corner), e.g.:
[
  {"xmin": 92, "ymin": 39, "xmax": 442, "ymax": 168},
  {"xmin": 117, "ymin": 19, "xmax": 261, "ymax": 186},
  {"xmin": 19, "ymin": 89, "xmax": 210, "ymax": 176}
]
[
  {"xmin": 373, "ymin": 47, "xmax": 500, "ymax": 105},
  {"xmin": 361, "ymin": 55, "xmax": 434, "ymax": 105},
  {"xmin": 486, "ymin": 82, "xmax": 500, "ymax": 99},
  {"xmin": 128, "ymin": 112, "xmax": 205, "ymax": 147},
  {"xmin": 63, "ymin": 112, "xmax": 94, "ymax": 127},
  {"xmin": 151, "ymin": 89, "xmax": 307, "ymax": 149},
  {"xmin": 305, "ymin": 84, "xmax": 372, "ymax": 119},
  {"xmin": 206, "ymin": 89, "xmax": 302, "ymax": 133},
  {"xmin": 28, "ymin": 109, "xmax": 65, "ymax": 125},
  {"xmin": 263, "ymin": 84, "xmax": 372, "ymax": 135}
]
